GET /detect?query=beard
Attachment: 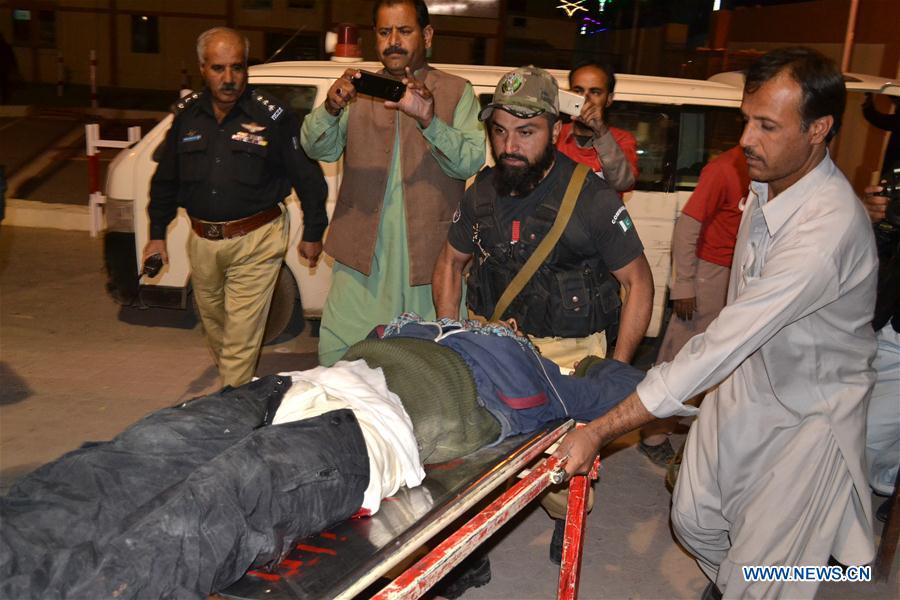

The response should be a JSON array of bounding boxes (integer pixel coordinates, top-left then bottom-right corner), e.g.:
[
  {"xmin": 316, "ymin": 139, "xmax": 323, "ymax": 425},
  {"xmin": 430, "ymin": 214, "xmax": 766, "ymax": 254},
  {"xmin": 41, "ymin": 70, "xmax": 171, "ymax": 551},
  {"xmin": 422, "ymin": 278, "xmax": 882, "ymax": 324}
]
[{"xmin": 492, "ymin": 142, "xmax": 556, "ymax": 197}]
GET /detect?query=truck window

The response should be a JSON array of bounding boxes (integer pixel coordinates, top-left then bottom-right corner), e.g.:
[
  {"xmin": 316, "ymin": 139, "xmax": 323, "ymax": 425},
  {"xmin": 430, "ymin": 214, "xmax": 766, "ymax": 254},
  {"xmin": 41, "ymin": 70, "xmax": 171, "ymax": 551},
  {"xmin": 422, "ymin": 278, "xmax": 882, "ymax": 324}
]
[
  {"xmin": 608, "ymin": 102, "xmax": 678, "ymax": 193},
  {"xmin": 252, "ymin": 84, "xmax": 318, "ymax": 123},
  {"xmin": 674, "ymin": 106, "xmax": 744, "ymax": 191},
  {"xmin": 608, "ymin": 103, "xmax": 743, "ymax": 193},
  {"xmin": 477, "ymin": 93, "xmax": 743, "ymax": 194},
  {"xmin": 479, "ymin": 93, "xmax": 679, "ymax": 192}
]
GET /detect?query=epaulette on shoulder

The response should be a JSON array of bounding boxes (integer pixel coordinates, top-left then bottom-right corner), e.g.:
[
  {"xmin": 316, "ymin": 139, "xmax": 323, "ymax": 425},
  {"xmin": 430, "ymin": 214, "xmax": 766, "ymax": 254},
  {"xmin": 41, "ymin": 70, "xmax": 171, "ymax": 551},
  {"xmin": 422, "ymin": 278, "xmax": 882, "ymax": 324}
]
[
  {"xmin": 171, "ymin": 91, "xmax": 203, "ymax": 115},
  {"xmin": 251, "ymin": 89, "xmax": 287, "ymax": 122}
]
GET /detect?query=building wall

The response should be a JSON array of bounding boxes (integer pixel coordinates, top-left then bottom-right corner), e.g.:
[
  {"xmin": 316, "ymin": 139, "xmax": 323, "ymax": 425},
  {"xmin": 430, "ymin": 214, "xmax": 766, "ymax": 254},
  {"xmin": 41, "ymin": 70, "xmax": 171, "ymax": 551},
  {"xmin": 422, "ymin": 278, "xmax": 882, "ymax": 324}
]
[
  {"xmin": 2, "ymin": 1, "xmax": 228, "ymax": 89},
  {"xmin": 4, "ymin": 0, "xmax": 896, "ymax": 195},
  {"xmin": 725, "ymin": 0, "xmax": 900, "ymax": 198},
  {"xmin": 2, "ymin": 0, "xmax": 508, "ymax": 90},
  {"xmin": 58, "ymin": 12, "xmax": 111, "ymax": 86}
]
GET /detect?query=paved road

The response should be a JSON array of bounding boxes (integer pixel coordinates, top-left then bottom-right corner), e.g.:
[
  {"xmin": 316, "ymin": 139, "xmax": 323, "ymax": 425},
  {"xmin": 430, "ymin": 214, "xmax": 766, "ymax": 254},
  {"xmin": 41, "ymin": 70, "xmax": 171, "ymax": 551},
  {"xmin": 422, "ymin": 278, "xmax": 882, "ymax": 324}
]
[
  {"xmin": 1, "ymin": 114, "xmax": 77, "ymax": 176},
  {"xmin": 6, "ymin": 82, "xmax": 177, "ymax": 112},
  {"xmin": 0, "ymin": 226, "xmax": 317, "ymax": 488},
  {"xmin": 0, "ymin": 225, "xmax": 894, "ymax": 598},
  {"xmin": 2, "ymin": 112, "xmax": 162, "ymax": 204}
]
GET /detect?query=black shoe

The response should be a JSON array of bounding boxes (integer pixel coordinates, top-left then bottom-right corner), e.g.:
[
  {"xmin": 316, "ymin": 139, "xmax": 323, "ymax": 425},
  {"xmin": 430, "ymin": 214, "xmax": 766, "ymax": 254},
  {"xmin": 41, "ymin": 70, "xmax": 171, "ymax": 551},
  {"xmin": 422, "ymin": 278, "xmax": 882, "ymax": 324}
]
[
  {"xmin": 700, "ymin": 581, "xmax": 723, "ymax": 600},
  {"xmin": 638, "ymin": 438, "xmax": 675, "ymax": 467},
  {"xmin": 876, "ymin": 497, "xmax": 890, "ymax": 523},
  {"xmin": 549, "ymin": 518, "xmax": 565, "ymax": 565},
  {"xmin": 432, "ymin": 554, "xmax": 491, "ymax": 599}
]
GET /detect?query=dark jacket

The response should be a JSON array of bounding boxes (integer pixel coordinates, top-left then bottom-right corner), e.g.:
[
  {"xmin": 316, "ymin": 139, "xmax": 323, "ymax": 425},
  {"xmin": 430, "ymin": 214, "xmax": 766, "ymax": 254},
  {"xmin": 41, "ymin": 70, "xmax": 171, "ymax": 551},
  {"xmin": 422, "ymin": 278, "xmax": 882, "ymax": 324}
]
[{"xmin": 149, "ymin": 87, "xmax": 328, "ymax": 240}]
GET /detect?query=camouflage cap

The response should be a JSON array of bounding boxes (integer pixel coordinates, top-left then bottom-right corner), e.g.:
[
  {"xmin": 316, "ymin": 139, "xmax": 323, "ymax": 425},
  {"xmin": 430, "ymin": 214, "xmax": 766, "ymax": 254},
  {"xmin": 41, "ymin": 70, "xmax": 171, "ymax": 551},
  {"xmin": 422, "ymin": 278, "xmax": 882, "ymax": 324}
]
[{"xmin": 479, "ymin": 65, "xmax": 560, "ymax": 121}]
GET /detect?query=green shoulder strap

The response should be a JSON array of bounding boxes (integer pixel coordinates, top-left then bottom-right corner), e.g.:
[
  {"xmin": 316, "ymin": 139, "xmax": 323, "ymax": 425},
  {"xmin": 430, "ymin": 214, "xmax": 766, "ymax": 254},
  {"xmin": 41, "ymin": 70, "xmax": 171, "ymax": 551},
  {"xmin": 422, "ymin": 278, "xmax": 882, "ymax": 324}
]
[{"xmin": 490, "ymin": 162, "xmax": 590, "ymax": 322}]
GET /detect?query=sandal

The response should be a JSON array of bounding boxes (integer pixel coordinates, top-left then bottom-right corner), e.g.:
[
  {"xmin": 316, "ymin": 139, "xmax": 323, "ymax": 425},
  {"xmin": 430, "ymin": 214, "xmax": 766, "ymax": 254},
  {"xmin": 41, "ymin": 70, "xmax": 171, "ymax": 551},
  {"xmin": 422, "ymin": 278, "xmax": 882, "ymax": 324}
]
[{"xmin": 638, "ymin": 438, "xmax": 675, "ymax": 467}]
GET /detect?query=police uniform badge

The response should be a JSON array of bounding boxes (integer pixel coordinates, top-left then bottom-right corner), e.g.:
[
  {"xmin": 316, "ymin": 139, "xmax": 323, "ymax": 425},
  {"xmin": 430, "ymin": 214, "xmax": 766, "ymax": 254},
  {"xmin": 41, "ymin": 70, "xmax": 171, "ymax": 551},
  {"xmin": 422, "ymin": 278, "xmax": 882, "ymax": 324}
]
[
  {"xmin": 241, "ymin": 122, "xmax": 267, "ymax": 133},
  {"xmin": 253, "ymin": 91, "xmax": 285, "ymax": 121},
  {"xmin": 171, "ymin": 91, "xmax": 201, "ymax": 115},
  {"xmin": 182, "ymin": 130, "xmax": 202, "ymax": 143},
  {"xmin": 611, "ymin": 206, "xmax": 633, "ymax": 233},
  {"xmin": 231, "ymin": 130, "xmax": 268, "ymax": 147},
  {"xmin": 500, "ymin": 72, "xmax": 524, "ymax": 95}
]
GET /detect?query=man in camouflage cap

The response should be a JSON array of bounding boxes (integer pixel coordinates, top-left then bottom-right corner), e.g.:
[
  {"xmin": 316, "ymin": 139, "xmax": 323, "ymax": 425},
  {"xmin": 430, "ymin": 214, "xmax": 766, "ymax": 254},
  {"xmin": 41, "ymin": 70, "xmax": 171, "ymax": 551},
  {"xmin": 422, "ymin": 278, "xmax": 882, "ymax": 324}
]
[{"xmin": 430, "ymin": 65, "xmax": 653, "ymax": 592}]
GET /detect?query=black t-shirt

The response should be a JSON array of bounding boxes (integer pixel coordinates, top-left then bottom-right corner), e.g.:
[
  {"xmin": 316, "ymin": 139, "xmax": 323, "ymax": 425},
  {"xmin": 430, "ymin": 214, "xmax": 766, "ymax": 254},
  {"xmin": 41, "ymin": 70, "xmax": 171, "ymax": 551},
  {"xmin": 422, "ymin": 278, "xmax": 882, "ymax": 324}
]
[{"xmin": 448, "ymin": 151, "xmax": 644, "ymax": 273}]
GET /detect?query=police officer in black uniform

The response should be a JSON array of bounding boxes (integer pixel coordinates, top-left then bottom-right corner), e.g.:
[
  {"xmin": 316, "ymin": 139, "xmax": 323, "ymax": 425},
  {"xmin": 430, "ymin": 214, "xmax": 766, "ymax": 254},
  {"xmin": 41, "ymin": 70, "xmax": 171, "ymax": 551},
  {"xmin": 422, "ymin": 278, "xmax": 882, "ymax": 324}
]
[{"xmin": 144, "ymin": 27, "xmax": 327, "ymax": 388}]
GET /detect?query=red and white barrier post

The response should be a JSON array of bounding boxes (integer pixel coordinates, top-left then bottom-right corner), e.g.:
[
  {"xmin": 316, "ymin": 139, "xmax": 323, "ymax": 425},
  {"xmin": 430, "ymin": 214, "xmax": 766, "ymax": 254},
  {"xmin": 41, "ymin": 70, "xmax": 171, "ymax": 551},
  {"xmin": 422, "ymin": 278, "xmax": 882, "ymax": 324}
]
[
  {"xmin": 85, "ymin": 124, "xmax": 142, "ymax": 237},
  {"xmin": 89, "ymin": 49, "xmax": 98, "ymax": 108}
]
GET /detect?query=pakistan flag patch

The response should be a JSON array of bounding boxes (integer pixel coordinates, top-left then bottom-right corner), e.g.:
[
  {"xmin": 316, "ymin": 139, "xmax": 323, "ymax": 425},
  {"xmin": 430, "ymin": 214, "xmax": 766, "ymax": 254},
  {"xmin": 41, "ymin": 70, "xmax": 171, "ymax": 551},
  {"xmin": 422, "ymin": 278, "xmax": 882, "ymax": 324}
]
[{"xmin": 618, "ymin": 215, "xmax": 633, "ymax": 233}]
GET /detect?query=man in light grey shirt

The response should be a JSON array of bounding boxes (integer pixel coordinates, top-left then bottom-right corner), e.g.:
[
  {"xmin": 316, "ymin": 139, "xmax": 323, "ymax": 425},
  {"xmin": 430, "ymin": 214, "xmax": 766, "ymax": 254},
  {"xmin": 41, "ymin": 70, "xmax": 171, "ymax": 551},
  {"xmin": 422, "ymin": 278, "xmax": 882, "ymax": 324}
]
[{"xmin": 556, "ymin": 47, "xmax": 878, "ymax": 598}]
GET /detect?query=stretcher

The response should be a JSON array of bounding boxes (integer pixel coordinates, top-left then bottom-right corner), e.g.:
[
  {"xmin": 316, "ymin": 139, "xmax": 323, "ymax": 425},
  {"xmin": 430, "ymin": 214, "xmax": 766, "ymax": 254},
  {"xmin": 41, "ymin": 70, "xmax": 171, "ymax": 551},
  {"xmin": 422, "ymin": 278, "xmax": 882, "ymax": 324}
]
[{"xmin": 221, "ymin": 419, "xmax": 600, "ymax": 600}]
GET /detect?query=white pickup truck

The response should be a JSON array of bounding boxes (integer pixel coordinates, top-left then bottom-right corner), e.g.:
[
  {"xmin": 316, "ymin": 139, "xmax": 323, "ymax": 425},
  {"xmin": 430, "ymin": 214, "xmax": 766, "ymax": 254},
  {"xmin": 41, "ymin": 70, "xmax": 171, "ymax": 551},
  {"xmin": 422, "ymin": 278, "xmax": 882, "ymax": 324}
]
[{"xmin": 100, "ymin": 60, "xmax": 897, "ymax": 343}]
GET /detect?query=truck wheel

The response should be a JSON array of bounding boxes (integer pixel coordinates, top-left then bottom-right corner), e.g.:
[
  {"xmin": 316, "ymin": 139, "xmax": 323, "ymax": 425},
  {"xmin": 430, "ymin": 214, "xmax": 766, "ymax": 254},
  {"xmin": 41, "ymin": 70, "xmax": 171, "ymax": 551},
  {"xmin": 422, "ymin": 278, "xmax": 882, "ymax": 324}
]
[{"xmin": 263, "ymin": 265, "xmax": 300, "ymax": 345}]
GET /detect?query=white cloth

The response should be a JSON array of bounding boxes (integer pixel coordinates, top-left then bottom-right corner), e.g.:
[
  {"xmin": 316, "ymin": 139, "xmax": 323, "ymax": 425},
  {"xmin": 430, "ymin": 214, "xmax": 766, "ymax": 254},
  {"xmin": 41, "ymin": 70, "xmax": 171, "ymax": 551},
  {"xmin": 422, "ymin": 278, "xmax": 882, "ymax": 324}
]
[
  {"xmin": 866, "ymin": 325, "xmax": 900, "ymax": 495},
  {"xmin": 638, "ymin": 154, "xmax": 878, "ymax": 597},
  {"xmin": 273, "ymin": 360, "xmax": 425, "ymax": 514}
]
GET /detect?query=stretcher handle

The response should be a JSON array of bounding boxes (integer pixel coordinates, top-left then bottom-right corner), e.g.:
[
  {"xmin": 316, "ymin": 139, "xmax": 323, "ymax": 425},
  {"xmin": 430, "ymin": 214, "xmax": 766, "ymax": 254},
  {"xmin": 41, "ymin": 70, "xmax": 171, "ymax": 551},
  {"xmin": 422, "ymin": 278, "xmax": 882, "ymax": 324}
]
[{"xmin": 549, "ymin": 456, "xmax": 568, "ymax": 484}]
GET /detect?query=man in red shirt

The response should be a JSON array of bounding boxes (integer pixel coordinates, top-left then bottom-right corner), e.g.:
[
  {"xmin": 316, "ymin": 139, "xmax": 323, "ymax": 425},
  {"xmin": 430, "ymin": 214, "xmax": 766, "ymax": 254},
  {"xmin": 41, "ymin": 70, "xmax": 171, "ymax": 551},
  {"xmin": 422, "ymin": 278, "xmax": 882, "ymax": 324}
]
[
  {"xmin": 555, "ymin": 61, "xmax": 639, "ymax": 193},
  {"xmin": 640, "ymin": 145, "xmax": 749, "ymax": 464}
]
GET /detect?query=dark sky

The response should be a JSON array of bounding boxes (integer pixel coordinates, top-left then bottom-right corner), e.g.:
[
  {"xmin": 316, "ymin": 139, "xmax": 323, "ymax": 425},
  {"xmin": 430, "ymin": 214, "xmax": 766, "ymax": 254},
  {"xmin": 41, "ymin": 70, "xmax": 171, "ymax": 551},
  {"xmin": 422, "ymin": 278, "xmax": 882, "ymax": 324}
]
[{"xmin": 507, "ymin": 0, "xmax": 818, "ymax": 26}]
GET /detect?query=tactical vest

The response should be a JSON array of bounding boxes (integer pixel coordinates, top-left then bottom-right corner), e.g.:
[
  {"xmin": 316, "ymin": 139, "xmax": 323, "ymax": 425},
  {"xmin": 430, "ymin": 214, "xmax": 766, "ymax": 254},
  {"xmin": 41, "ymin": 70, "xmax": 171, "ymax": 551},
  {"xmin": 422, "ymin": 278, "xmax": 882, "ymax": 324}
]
[{"xmin": 466, "ymin": 171, "xmax": 622, "ymax": 339}]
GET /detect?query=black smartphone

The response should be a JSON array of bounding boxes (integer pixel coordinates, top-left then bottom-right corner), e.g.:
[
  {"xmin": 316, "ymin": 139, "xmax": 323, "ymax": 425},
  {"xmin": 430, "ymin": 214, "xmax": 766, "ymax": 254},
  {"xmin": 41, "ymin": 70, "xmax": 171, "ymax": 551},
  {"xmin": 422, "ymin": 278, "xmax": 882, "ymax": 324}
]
[{"xmin": 352, "ymin": 71, "xmax": 406, "ymax": 102}]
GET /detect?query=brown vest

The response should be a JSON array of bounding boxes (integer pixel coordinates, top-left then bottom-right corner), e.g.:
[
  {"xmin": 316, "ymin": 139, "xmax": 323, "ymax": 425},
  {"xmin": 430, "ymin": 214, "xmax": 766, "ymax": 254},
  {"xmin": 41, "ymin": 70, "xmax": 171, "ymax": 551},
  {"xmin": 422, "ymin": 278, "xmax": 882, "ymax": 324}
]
[{"xmin": 324, "ymin": 67, "xmax": 468, "ymax": 285}]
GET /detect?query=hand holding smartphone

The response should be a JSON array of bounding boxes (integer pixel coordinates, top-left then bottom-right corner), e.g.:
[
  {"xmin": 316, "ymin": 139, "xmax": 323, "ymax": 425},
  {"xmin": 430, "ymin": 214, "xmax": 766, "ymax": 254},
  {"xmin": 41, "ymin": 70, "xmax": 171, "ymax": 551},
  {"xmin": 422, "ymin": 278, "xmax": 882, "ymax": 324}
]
[
  {"xmin": 351, "ymin": 71, "xmax": 406, "ymax": 102},
  {"xmin": 558, "ymin": 89, "xmax": 585, "ymax": 117}
]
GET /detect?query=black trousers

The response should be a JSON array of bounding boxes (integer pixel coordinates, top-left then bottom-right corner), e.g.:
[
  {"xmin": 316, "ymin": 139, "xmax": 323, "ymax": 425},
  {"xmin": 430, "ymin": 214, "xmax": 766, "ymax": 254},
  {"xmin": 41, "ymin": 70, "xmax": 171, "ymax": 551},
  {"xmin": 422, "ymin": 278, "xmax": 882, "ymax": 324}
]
[{"xmin": 0, "ymin": 376, "xmax": 369, "ymax": 599}]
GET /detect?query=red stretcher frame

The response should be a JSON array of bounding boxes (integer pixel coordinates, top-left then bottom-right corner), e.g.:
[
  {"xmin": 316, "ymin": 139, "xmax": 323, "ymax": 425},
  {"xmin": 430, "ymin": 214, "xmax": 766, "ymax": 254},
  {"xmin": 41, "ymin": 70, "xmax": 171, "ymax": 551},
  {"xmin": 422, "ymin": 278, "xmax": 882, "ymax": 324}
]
[
  {"xmin": 374, "ymin": 424, "xmax": 601, "ymax": 600},
  {"xmin": 221, "ymin": 420, "xmax": 599, "ymax": 600}
]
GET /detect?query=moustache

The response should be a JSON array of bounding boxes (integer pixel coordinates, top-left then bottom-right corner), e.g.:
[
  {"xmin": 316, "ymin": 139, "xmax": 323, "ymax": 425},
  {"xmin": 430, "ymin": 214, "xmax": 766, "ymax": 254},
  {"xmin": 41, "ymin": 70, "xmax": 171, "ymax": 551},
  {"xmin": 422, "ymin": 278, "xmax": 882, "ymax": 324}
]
[
  {"xmin": 499, "ymin": 153, "xmax": 529, "ymax": 164},
  {"xmin": 220, "ymin": 83, "xmax": 238, "ymax": 92},
  {"xmin": 384, "ymin": 46, "xmax": 408, "ymax": 56},
  {"xmin": 743, "ymin": 148, "xmax": 763, "ymax": 162}
]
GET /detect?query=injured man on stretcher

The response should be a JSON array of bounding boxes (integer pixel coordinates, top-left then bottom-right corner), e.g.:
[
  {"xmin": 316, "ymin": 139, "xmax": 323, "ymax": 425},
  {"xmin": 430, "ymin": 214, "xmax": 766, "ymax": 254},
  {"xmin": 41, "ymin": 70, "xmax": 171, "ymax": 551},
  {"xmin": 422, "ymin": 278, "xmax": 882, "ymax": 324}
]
[{"xmin": 1, "ymin": 313, "xmax": 644, "ymax": 600}]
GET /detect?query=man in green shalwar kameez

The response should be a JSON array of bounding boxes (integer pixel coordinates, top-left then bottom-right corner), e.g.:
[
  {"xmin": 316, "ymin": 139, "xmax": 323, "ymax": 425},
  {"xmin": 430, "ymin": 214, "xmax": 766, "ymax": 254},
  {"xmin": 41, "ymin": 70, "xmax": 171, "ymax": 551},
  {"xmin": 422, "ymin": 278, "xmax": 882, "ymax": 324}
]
[{"xmin": 301, "ymin": 0, "xmax": 484, "ymax": 366}]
